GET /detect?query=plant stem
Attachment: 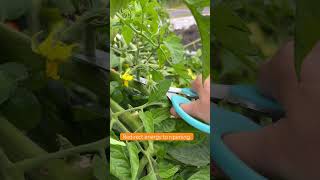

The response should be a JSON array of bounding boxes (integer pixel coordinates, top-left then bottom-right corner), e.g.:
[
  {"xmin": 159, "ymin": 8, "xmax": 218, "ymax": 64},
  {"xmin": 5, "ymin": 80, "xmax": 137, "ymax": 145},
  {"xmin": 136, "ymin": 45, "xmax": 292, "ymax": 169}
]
[
  {"xmin": 112, "ymin": 102, "xmax": 164, "ymax": 117},
  {"xmin": 110, "ymin": 98, "xmax": 142, "ymax": 131},
  {"xmin": 0, "ymin": 116, "xmax": 92, "ymax": 180},
  {"xmin": 116, "ymin": 13, "xmax": 158, "ymax": 47},
  {"xmin": 184, "ymin": 38, "xmax": 201, "ymax": 48},
  {"xmin": 137, "ymin": 155, "xmax": 148, "ymax": 178},
  {"xmin": 15, "ymin": 138, "xmax": 108, "ymax": 172}
]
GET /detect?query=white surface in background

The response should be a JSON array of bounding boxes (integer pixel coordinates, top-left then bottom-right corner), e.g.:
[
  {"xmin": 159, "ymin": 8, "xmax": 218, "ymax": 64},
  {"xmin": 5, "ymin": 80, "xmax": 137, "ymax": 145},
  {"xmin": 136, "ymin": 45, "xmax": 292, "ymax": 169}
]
[
  {"xmin": 168, "ymin": 7, "xmax": 210, "ymax": 30},
  {"xmin": 170, "ymin": 16, "xmax": 196, "ymax": 30}
]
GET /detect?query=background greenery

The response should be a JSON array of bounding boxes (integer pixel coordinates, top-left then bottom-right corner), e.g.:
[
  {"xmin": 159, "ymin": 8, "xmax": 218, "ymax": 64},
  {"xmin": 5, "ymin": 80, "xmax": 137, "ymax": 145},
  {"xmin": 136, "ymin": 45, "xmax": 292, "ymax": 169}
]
[{"xmin": 0, "ymin": 0, "xmax": 109, "ymax": 180}]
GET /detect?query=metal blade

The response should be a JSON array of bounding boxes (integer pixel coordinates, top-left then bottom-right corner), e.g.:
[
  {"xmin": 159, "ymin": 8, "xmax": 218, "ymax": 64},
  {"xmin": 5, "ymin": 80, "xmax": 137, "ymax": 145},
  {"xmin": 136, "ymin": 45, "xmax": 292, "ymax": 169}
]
[
  {"xmin": 166, "ymin": 92, "xmax": 176, "ymax": 101},
  {"xmin": 167, "ymin": 87, "xmax": 182, "ymax": 94},
  {"xmin": 211, "ymin": 84, "xmax": 231, "ymax": 100}
]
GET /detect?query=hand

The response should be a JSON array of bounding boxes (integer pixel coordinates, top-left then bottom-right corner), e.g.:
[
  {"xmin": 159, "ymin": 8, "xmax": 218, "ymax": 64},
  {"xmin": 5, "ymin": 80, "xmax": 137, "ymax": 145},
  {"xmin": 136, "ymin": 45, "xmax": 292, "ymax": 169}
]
[{"xmin": 170, "ymin": 75, "xmax": 210, "ymax": 123}]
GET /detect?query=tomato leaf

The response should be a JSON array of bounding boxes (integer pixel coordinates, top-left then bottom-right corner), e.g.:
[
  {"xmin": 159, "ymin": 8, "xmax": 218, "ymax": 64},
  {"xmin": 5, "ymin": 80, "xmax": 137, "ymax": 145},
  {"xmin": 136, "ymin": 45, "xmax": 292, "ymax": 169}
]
[
  {"xmin": 0, "ymin": 62, "xmax": 28, "ymax": 82},
  {"xmin": 2, "ymin": 88, "xmax": 41, "ymax": 131},
  {"xmin": 122, "ymin": 25, "xmax": 134, "ymax": 44},
  {"xmin": 187, "ymin": 166, "xmax": 210, "ymax": 180},
  {"xmin": 163, "ymin": 35, "xmax": 185, "ymax": 64},
  {"xmin": 155, "ymin": 118, "xmax": 176, "ymax": 132},
  {"xmin": 110, "ymin": 137, "xmax": 126, "ymax": 146},
  {"xmin": 93, "ymin": 155, "xmax": 108, "ymax": 180},
  {"xmin": 0, "ymin": 71, "xmax": 16, "ymax": 105},
  {"xmin": 139, "ymin": 111, "xmax": 154, "ymax": 133},
  {"xmin": 110, "ymin": 0, "xmax": 131, "ymax": 17},
  {"xmin": 148, "ymin": 79, "xmax": 171, "ymax": 103},
  {"xmin": 168, "ymin": 142, "xmax": 210, "ymax": 167},
  {"xmin": 184, "ymin": 0, "xmax": 210, "ymax": 79},
  {"xmin": 212, "ymin": 3, "xmax": 257, "ymax": 56},
  {"xmin": 110, "ymin": 144, "xmax": 131, "ymax": 180},
  {"xmin": 158, "ymin": 160, "xmax": 180, "ymax": 179},
  {"xmin": 127, "ymin": 142, "xmax": 140, "ymax": 180},
  {"xmin": 140, "ymin": 172, "xmax": 157, "ymax": 180}
]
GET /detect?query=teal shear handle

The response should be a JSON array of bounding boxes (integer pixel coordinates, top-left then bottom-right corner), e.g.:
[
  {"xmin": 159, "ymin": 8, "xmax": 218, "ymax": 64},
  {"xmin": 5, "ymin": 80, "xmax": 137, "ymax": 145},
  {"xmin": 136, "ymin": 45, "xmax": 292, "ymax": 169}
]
[
  {"xmin": 171, "ymin": 95, "xmax": 210, "ymax": 134},
  {"xmin": 211, "ymin": 104, "xmax": 267, "ymax": 180}
]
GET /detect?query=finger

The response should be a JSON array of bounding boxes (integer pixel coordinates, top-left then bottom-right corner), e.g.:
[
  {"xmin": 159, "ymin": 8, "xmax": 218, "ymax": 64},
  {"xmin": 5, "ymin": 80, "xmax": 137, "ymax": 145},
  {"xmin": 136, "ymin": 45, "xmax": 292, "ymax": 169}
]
[
  {"xmin": 192, "ymin": 75, "xmax": 210, "ymax": 99},
  {"xmin": 170, "ymin": 107, "xmax": 179, "ymax": 117},
  {"xmin": 170, "ymin": 100, "xmax": 201, "ymax": 120},
  {"xmin": 191, "ymin": 75, "xmax": 203, "ymax": 94},
  {"xmin": 170, "ymin": 100, "xmax": 199, "ymax": 117}
]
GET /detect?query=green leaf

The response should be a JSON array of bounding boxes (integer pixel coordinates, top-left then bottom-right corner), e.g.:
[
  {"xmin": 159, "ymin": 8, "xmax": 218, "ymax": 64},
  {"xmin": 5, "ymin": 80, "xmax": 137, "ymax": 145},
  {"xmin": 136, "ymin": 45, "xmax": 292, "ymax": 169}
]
[
  {"xmin": 0, "ymin": 71, "xmax": 16, "ymax": 105},
  {"xmin": 0, "ymin": 62, "xmax": 28, "ymax": 81},
  {"xmin": 187, "ymin": 166, "xmax": 210, "ymax": 180},
  {"xmin": 110, "ymin": 137, "xmax": 126, "ymax": 146},
  {"xmin": 140, "ymin": 172, "xmax": 157, "ymax": 180},
  {"xmin": 184, "ymin": 0, "xmax": 210, "ymax": 78},
  {"xmin": 148, "ymin": 79, "xmax": 171, "ymax": 103},
  {"xmin": 122, "ymin": 25, "xmax": 134, "ymax": 44},
  {"xmin": 140, "ymin": 0, "xmax": 148, "ymax": 9},
  {"xmin": 172, "ymin": 63, "xmax": 192, "ymax": 81},
  {"xmin": 295, "ymin": 0, "xmax": 320, "ymax": 79},
  {"xmin": 168, "ymin": 142, "xmax": 210, "ymax": 167},
  {"xmin": 0, "ymin": 0, "xmax": 32, "ymax": 20},
  {"xmin": 139, "ymin": 111, "xmax": 154, "ymax": 133},
  {"xmin": 150, "ymin": 108, "xmax": 170, "ymax": 124},
  {"xmin": 110, "ymin": 144, "xmax": 131, "ymax": 180},
  {"xmin": 71, "ymin": 104, "xmax": 105, "ymax": 122},
  {"xmin": 155, "ymin": 119, "xmax": 176, "ymax": 132},
  {"xmin": 157, "ymin": 45, "xmax": 170, "ymax": 67},
  {"xmin": 2, "ymin": 88, "xmax": 41, "ymax": 131},
  {"xmin": 111, "ymin": 51, "xmax": 120, "ymax": 68},
  {"xmin": 163, "ymin": 35, "xmax": 185, "ymax": 64},
  {"xmin": 127, "ymin": 142, "xmax": 140, "ymax": 180},
  {"xmin": 51, "ymin": 0, "xmax": 75, "ymax": 14},
  {"xmin": 93, "ymin": 155, "xmax": 108, "ymax": 180},
  {"xmin": 212, "ymin": 3, "xmax": 257, "ymax": 63},
  {"xmin": 151, "ymin": 70, "xmax": 164, "ymax": 82},
  {"xmin": 110, "ymin": 0, "xmax": 131, "ymax": 17},
  {"xmin": 158, "ymin": 160, "xmax": 180, "ymax": 179}
]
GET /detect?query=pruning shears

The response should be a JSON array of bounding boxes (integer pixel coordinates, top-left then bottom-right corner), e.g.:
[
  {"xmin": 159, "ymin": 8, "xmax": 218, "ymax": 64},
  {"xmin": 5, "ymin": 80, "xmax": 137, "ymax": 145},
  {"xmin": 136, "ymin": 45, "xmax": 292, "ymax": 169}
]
[
  {"xmin": 211, "ymin": 83, "xmax": 285, "ymax": 180},
  {"xmin": 136, "ymin": 76, "xmax": 211, "ymax": 134}
]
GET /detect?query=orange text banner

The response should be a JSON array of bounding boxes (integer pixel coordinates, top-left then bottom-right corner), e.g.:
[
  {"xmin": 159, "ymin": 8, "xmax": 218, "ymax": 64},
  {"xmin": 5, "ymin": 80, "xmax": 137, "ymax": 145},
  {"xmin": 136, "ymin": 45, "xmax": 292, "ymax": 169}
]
[{"xmin": 120, "ymin": 133, "xmax": 194, "ymax": 141}]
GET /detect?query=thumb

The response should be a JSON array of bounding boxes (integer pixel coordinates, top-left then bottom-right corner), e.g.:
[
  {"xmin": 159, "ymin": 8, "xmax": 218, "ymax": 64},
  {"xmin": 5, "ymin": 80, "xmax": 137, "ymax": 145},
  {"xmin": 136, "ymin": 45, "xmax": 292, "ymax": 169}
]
[{"xmin": 170, "ymin": 100, "xmax": 201, "ymax": 120}]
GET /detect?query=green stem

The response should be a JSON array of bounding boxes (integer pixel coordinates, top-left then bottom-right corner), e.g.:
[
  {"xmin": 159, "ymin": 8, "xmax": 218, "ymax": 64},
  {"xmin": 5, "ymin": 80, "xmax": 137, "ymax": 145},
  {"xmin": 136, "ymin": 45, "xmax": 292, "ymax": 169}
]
[
  {"xmin": 116, "ymin": 13, "xmax": 158, "ymax": 47},
  {"xmin": 0, "ymin": 116, "xmax": 92, "ymax": 180},
  {"xmin": 15, "ymin": 138, "xmax": 108, "ymax": 172},
  {"xmin": 184, "ymin": 38, "xmax": 201, "ymax": 48},
  {"xmin": 112, "ymin": 102, "xmax": 165, "ymax": 117},
  {"xmin": 137, "ymin": 155, "xmax": 148, "ymax": 178}
]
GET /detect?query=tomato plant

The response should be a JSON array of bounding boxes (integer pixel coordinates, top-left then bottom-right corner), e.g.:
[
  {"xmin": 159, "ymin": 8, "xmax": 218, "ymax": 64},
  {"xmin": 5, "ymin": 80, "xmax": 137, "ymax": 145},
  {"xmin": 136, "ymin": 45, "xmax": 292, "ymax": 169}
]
[
  {"xmin": 0, "ymin": 0, "xmax": 109, "ymax": 180},
  {"xmin": 110, "ymin": 0, "xmax": 210, "ymax": 179},
  {"xmin": 212, "ymin": 0, "xmax": 295, "ymax": 178}
]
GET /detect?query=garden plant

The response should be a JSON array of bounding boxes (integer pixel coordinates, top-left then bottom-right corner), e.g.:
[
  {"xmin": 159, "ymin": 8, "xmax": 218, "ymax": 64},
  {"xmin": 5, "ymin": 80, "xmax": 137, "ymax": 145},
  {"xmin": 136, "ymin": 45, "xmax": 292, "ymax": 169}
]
[
  {"xmin": 0, "ymin": 0, "xmax": 109, "ymax": 180},
  {"xmin": 211, "ymin": 0, "xmax": 319, "ymax": 178},
  {"xmin": 110, "ymin": 0, "xmax": 210, "ymax": 179}
]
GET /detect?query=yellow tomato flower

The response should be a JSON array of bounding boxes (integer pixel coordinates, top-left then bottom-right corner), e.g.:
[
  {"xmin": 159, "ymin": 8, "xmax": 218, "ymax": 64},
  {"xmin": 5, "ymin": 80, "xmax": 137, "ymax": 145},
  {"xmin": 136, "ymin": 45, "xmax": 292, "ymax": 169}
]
[
  {"xmin": 46, "ymin": 61, "xmax": 60, "ymax": 80},
  {"xmin": 120, "ymin": 71, "xmax": 134, "ymax": 87},
  {"xmin": 32, "ymin": 28, "xmax": 77, "ymax": 79},
  {"xmin": 187, "ymin": 68, "xmax": 197, "ymax": 80}
]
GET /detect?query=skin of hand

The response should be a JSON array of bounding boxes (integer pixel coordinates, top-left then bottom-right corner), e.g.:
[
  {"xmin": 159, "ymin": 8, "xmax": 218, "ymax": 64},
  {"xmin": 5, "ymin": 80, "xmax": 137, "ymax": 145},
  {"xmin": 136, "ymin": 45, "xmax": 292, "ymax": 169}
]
[
  {"xmin": 223, "ymin": 41, "xmax": 320, "ymax": 180},
  {"xmin": 170, "ymin": 75, "xmax": 210, "ymax": 123}
]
